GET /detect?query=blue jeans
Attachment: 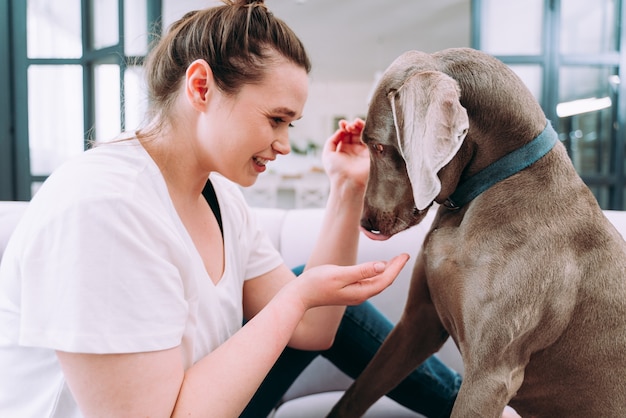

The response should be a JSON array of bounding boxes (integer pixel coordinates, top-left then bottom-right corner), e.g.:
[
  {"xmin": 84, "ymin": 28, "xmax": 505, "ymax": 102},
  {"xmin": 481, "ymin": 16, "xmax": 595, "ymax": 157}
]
[{"xmin": 241, "ymin": 267, "xmax": 461, "ymax": 418}]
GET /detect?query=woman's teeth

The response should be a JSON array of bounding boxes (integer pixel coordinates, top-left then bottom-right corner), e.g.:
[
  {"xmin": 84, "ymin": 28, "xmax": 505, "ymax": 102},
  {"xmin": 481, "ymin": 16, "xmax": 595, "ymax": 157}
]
[{"xmin": 253, "ymin": 156, "xmax": 268, "ymax": 166}]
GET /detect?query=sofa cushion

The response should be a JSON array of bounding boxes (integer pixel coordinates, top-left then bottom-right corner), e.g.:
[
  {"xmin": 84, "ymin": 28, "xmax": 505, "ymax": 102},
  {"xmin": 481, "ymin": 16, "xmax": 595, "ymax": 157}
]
[
  {"xmin": 273, "ymin": 391, "xmax": 423, "ymax": 418},
  {"xmin": 252, "ymin": 207, "xmax": 288, "ymax": 250}
]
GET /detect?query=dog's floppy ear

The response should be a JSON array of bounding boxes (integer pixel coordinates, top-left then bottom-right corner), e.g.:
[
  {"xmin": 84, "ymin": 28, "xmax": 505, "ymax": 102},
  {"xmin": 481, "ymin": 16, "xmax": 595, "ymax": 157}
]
[{"xmin": 390, "ymin": 71, "xmax": 469, "ymax": 210}]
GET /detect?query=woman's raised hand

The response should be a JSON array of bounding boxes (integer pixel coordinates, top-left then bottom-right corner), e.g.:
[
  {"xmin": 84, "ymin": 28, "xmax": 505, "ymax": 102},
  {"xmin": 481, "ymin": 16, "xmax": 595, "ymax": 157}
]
[{"xmin": 322, "ymin": 118, "xmax": 369, "ymax": 191}]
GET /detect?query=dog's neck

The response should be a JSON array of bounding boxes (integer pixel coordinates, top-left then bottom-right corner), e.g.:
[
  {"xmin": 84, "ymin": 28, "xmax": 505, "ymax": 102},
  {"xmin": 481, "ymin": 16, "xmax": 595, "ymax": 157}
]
[{"xmin": 444, "ymin": 121, "xmax": 558, "ymax": 209}]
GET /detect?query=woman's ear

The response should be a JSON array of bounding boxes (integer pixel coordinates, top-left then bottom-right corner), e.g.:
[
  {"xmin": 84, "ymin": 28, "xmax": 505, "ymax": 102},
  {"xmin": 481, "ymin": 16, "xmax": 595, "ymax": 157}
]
[{"xmin": 185, "ymin": 59, "xmax": 214, "ymax": 110}]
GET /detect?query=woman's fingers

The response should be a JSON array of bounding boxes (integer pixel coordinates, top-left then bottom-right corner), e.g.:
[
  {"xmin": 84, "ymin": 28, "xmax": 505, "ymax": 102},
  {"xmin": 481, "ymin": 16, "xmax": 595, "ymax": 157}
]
[
  {"xmin": 325, "ymin": 118, "xmax": 365, "ymax": 155},
  {"xmin": 356, "ymin": 253, "xmax": 409, "ymax": 283},
  {"xmin": 337, "ymin": 119, "xmax": 364, "ymax": 144},
  {"xmin": 339, "ymin": 118, "xmax": 364, "ymax": 134},
  {"xmin": 300, "ymin": 254, "xmax": 411, "ymax": 308},
  {"xmin": 347, "ymin": 254, "xmax": 410, "ymax": 298}
]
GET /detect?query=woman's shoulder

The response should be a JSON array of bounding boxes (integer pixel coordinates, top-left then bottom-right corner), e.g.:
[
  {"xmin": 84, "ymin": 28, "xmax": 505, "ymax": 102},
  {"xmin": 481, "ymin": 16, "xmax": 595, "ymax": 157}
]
[
  {"xmin": 27, "ymin": 140, "xmax": 170, "ymax": 225},
  {"xmin": 46, "ymin": 140, "xmax": 162, "ymax": 199}
]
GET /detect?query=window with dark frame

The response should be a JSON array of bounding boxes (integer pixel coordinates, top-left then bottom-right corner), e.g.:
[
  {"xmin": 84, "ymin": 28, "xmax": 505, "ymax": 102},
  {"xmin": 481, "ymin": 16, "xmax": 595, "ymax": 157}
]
[
  {"xmin": 472, "ymin": 0, "xmax": 626, "ymax": 210},
  {"xmin": 2, "ymin": 0, "xmax": 161, "ymax": 201}
]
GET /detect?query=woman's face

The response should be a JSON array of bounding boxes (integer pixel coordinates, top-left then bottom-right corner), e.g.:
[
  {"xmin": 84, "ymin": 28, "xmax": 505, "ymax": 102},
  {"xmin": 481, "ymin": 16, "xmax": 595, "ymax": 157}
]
[{"xmin": 203, "ymin": 60, "xmax": 309, "ymax": 187}]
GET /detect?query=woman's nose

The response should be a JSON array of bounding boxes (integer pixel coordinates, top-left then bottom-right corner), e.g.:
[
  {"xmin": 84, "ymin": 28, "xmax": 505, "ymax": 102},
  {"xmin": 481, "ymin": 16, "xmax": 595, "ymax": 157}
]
[{"xmin": 272, "ymin": 135, "xmax": 291, "ymax": 155}]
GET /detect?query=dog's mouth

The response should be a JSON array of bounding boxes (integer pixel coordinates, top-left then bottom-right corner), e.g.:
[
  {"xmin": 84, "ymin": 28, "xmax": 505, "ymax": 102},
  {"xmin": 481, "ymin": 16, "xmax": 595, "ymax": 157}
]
[
  {"xmin": 360, "ymin": 204, "xmax": 433, "ymax": 241},
  {"xmin": 360, "ymin": 227, "xmax": 391, "ymax": 241}
]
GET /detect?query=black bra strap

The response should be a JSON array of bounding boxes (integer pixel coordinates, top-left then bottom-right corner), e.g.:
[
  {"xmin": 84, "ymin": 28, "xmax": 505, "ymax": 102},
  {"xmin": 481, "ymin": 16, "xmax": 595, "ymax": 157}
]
[{"xmin": 201, "ymin": 179, "xmax": 223, "ymax": 237}]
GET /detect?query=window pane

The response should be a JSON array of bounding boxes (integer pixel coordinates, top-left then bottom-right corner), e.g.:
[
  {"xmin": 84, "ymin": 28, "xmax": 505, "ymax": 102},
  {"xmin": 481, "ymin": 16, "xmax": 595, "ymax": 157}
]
[
  {"xmin": 480, "ymin": 0, "xmax": 543, "ymax": 55},
  {"xmin": 28, "ymin": 65, "xmax": 84, "ymax": 175},
  {"xmin": 557, "ymin": 66, "xmax": 616, "ymax": 176},
  {"xmin": 27, "ymin": 0, "xmax": 82, "ymax": 58},
  {"xmin": 94, "ymin": 64, "xmax": 121, "ymax": 141},
  {"xmin": 590, "ymin": 185, "xmax": 609, "ymax": 208},
  {"xmin": 561, "ymin": 0, "xmax": 618, "ymax": 54},
  {"xmin": 124, "ymin": 0, "xmax": 148, "ymax": 56},
  {"xmin": 508, "ymin": 64, "xmax": 542, "ymax": 102},
  {"xmin": 31, "ymin": 182, "xmax": 43, "ymax": 197},
  {"xmin": 92, "ymin": 0, "xmax": 119, "ymax": 49},
  {"xmin": 124, "ymin": 66, "xmax": 147, "ymax": 132},
  {"xmin": 558, "ymin": 66, "xmax": 615, "ymax": 103}
]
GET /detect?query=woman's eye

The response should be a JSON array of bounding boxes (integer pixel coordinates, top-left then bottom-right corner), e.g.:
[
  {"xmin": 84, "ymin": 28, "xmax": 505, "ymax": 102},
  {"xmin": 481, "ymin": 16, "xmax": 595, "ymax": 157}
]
[{"xmin": 271, "ymin": 118, "xmax": 294, "ymax": 128}]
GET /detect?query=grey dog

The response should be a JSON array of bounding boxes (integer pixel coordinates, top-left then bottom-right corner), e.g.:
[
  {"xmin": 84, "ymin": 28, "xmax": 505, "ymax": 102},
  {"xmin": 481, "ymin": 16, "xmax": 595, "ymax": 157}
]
[{"xmin": 327, "ymin": 48, "xmax": 626, "ymax": 417}]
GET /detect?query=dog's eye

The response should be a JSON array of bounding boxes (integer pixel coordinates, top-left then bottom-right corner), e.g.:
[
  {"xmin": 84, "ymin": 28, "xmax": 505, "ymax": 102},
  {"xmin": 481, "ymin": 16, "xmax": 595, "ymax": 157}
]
[{"xmin": 371, "ymin": 143, "xmax": 384, "ymax": 154}]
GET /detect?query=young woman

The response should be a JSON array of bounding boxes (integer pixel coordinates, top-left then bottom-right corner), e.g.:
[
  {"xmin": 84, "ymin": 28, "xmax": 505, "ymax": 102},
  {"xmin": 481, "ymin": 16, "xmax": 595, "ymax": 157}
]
[{"xmin": 0, "ymin": 1, "xmax": 519, "ymax": 417}]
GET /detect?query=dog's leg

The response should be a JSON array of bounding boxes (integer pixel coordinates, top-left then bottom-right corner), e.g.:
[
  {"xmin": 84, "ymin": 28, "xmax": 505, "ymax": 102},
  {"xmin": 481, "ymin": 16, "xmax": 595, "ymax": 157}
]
[
  {"xmin": 440, "ymin": 284, "xmax": 530, "ymax": 418},
  {"xmin": 327, "ymin": 256, "xmax": 449, "ymax": 418},
  {"xmin": 443, "ymin": 280, "xmax": 552, "ymax": 418},
  {"xmin": 450, "ymin": 359, "xmax": 524, "ymax": 418}
]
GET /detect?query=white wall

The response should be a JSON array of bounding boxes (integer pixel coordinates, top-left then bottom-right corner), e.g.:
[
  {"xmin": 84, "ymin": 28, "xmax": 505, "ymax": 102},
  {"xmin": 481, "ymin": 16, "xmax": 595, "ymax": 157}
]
[
  {"xmin": 161, "ymin": 0, "xmax": 471, "ymax": 149},
  {"xmin": 290, "ymin": 80, "xmax": 373, "ymax": 149}
]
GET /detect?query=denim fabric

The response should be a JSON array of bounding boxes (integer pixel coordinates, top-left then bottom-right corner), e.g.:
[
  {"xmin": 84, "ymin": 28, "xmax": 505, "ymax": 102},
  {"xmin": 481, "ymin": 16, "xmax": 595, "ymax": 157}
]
[{"xmin": 240, "ymin": 266, "xmax": 461, "ymax": 418}]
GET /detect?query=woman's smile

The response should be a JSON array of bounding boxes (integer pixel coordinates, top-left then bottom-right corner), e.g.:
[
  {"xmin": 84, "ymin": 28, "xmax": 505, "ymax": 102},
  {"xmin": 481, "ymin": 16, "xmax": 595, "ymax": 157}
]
[{"xmin": 252, "ymin": 155, "xmax": 269, "ymax": 172}]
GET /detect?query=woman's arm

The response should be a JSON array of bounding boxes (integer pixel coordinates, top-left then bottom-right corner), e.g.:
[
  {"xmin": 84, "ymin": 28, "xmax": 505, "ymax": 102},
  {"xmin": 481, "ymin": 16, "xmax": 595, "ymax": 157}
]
[
  {"xmin": 56, "ymin": 256, "xmax": 408, "ymax": 418},
  {"xmin": 294, "ymin": 118, "xmax": 378, "ymax": 347},
  {"xmin": 243, "ymin": 119, "xmax": 373, "ymax": 349},
  {"xmin": 307, "ymin": 118, "xmax": 368, "ymax": 269},
  {"xmin": 245, "ymin": 119, "xmax": 386, "ymax": 350}
]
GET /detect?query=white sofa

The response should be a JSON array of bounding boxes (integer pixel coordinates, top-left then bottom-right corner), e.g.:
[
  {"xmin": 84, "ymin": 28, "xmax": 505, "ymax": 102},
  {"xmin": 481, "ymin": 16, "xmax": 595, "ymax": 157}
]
[{"xmin": 2, "ymin": 201, "xmax": 626, "ymax": 417}]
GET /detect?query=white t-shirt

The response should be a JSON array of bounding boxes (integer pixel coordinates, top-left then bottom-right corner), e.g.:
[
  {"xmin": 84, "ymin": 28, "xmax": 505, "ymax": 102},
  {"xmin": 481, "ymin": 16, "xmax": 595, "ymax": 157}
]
[{"xmin": 0, "ymin": 140, "xmax": 283, "ymax": 417}]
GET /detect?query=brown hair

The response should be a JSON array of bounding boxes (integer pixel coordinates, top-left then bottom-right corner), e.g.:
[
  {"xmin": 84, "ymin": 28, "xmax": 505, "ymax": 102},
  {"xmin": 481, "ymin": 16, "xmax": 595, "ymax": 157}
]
[{"xmin": 141, "ymin": 0, "xmax": 311, "ymax": 132}]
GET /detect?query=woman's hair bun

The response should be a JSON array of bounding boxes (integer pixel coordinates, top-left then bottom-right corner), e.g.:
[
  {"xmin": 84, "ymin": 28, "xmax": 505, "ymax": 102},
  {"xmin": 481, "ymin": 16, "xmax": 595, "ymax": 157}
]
[{"xmin": 231, "ymin": 0, "xmax": 267, "ymax": 7}]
